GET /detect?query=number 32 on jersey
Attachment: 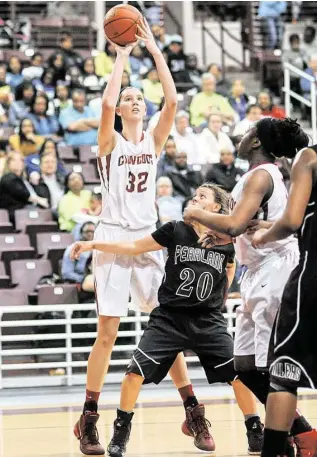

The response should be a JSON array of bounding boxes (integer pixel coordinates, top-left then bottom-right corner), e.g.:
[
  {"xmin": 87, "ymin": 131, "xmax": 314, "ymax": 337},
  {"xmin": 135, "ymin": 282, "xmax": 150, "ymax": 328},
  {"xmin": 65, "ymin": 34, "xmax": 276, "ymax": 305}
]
[{"xmin": 126, "ymin": 171, "xmax": 149, "ymax": 193}]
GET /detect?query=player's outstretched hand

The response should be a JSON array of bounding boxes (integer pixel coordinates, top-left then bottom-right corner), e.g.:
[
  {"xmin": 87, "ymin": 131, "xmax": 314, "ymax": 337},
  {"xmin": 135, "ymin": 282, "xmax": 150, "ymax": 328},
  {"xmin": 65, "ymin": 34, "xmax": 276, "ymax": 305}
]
[
  {"xmin": 246, "ymin": 219, "xmax": 272, "ymax": 235},
  {"xmin": 251, "ymin": 228, "xmax": 268, "ymax": 249},
  {"xmin": 108, "ymin": 38, "xmax": 139, "ymax": 57},
  {"xmin": 135, "ymin": 17, "xmax": 159, "ymax": 55},
  {"xmin": 70, "ymin": 241, "xmax": 93, "ymax": 260},
  {"xmin": 199, "ymin": 230, "xmax": 232, "ymax": 248},
  {"xmin": 183, "ymin": 204, "xmax": 201, "ymax": 225}
]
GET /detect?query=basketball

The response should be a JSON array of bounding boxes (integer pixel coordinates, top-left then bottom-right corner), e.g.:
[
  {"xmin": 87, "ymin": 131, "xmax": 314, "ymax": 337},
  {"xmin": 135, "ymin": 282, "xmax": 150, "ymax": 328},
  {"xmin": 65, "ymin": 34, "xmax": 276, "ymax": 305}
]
[{"xmin": 104, "ymin": 4, "xmax": 142, "ymax": 47}]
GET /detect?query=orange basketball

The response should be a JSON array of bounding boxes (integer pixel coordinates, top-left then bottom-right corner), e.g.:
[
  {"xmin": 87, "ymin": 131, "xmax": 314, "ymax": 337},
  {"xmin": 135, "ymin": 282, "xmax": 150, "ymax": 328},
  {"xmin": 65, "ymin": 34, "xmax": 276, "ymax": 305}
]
[{"xmin": 104, "ymin": 4, "xmax": 142, "ymax": 47}]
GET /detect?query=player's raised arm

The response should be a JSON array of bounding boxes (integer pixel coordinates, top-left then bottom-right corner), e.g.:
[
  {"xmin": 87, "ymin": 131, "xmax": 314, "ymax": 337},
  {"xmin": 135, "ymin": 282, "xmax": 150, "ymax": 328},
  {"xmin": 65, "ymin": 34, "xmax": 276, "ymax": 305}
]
[
  {"xmin": 136, "ymin": 19, "xmax": 177, "ymax": 155},
  {"xmin": 98, "ymin": 41, "xmax": 137, "ymax": 157},
  {"xmin": 252, "ymin": 147, "xmax": 316, "ymax": 247},
  {"xmin": 184, "ymin": 170, "xmax": 272, "ymax": 237},
  {"xmin": 70, "ymin": 235, "xmax": 163, "ymax": 260}
]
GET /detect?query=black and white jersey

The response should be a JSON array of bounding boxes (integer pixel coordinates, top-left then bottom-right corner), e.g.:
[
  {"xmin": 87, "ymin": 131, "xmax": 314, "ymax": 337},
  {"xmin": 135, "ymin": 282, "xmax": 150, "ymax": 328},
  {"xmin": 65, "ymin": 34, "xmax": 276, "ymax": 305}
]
[{"xmin": 151, "ymin": 221, "xmax": 235, "ymax": 312}]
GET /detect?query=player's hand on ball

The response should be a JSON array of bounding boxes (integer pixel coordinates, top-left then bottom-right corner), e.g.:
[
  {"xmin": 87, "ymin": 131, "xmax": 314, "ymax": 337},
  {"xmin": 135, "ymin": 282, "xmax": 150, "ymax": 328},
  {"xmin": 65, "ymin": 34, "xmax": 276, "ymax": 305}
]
[
  {"xmin": 251, "ymin": 228, "xmax": 268, "ymax": 249},
  {"xmin": 135, "ymin": 18, "xmax": 159, "ymax": 55},
  {"xmin": 108, "ymin": 38, "xmax": 139, "ymax": 57},
  {"xmin": 70, "ymin": 242, "xmax": 93, "ymax": 260}
]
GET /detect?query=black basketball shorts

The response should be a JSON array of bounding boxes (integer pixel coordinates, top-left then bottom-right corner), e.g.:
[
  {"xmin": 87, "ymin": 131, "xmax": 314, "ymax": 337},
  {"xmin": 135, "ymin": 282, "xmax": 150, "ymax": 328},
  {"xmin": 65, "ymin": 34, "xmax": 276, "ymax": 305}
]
[
  {"xmin": 269, "ymin": 263, "xmax": 317, "ymax": 389},
  {"xmin": 126, "ymin": 306, "xmax": 236, "ymax": 385}
]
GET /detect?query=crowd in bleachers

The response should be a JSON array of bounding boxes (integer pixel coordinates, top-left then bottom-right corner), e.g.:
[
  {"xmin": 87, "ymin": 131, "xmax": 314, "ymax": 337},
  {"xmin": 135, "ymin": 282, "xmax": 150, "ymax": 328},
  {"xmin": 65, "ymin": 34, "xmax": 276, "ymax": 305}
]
[{"xmin": 0, "ymin": 18, "xmax": 296, "ymax": 310}]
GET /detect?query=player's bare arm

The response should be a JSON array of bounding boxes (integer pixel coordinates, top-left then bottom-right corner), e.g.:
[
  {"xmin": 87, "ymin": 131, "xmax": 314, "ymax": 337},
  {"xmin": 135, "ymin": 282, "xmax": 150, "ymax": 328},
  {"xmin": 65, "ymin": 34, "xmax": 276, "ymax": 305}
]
[
  {"xmin": 71, "ymin": 236, "xmax": 163, "ymax": 260},
  {"xmin": 136, "ymin": 18, "xmax": 177, "ymax": 156},
  {"xmin": 252, "ymin": 147, "xmax": 317, "ymax": 247},
  {"xmin": 184, "ymin": 170, "xmax": 272, "ymax": 237},
  {"xmin": 98, "ymin": 40, "xmax": 138, "ymax": 157},
  {"xmin": 226, "ymin": 260, "xmax": 236, "ymax": 288}
]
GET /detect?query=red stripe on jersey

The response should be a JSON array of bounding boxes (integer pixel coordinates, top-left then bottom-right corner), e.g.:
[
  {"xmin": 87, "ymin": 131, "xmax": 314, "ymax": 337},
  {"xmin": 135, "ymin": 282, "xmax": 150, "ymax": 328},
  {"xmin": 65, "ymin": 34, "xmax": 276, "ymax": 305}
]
[
  {"xmin": 97, "ymin": 157, "xmax": 107, "ymax": 188},
  {"xmin": 106, "ymin": 154, "xmax": 111, "ymax": 183}
]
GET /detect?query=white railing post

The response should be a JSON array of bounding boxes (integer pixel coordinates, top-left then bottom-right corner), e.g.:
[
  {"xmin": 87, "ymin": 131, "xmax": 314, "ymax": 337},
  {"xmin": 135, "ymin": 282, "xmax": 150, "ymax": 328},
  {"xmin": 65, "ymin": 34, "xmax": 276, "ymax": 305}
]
[
  {"xmin": 284, "ymin": 66, "xmax": 291, "ymax": 117},
  {"xmin": 65, "ymin": 310, "xmax": 73, "ymax": 387},
  {"xmin": 311, "ymin": 80, "xmax": 317, "ymax": 144},
  {"xmin": 134, "ymin": 308, "xmax": 142, "ymax": 346}
]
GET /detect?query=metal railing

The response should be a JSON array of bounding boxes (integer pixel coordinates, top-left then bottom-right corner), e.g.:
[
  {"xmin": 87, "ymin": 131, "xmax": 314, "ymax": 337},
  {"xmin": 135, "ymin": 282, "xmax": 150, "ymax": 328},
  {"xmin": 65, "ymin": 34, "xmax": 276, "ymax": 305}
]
[
  {"xmin": 283, "ymin": 62, "xmax": 317, "ymax": 143},
  {"xmin": 0, "ymin": 300, "xmax": 241, "ymax": 389}
]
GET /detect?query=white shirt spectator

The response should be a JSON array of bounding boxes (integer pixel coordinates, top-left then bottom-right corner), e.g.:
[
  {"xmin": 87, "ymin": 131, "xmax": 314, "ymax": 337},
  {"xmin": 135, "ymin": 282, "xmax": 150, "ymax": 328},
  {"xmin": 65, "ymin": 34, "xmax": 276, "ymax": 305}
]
[
  {"xmin": 173, "ymin": 111, "xmax": 201, "ymax": 165},
  {"xmin": 233, "ymin": 104, "xmax": 263, "ymax": 137},
  {"xmin": 22, "ymin": 66, "xmax": 44, "ymax": 81},
  {"xmin": 198, "ymin": 113, "xmax": 234, "ymax": 164}
]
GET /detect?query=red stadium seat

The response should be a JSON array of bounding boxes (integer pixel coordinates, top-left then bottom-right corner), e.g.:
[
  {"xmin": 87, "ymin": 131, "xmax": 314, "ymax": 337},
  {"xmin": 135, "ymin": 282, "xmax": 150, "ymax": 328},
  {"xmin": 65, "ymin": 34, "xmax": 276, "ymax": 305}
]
[
  {"xmin": 14, "ymin": 209, "xmax": 53, "ymax": 232},
  {"xmin": 36, "ymin": 232, "xmax": 74, "ymax": 257},
  {"xmin": 37, "ymin": 284, "xmax": 79, "ymax": 305},
  {"xmin": 79, "ymin": 145, "xmax": 95, "ymax": 163},
  {"xmin": 11, "ymin": 259, "xmax": 52, "ymax": 294},
  {"xmin": 25, "ymin": 222, "xmax": 59, "ymax": 249},
  {"xmin": 64, "ymin": 163, "xmax": 99, "ymax": 183},
  {"xmin": 57, "ymin": 145, "xmax": 77, "ymax": 162}
]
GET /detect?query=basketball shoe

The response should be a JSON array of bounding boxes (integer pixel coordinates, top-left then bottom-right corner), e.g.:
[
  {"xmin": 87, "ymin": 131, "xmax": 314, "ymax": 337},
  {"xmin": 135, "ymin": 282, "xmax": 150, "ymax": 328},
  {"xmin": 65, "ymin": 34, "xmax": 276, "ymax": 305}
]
[
  {"xmin": 107, "ymin": 417, "xmax": 132, "ymax": 457},
  {"xmin": 294, "ymin": 429, "xmax": 317, "ymax": 457},
  {"xmin": 181, "ymin": 404, "xmax": 215, "ymax": 452},
  {"xmin": 74, "ymin": 411, "xmax": 105, "ymax": 455},
  {"xmin": 246, "ymin": 420, "xmax": 264, "ymax": 455}
]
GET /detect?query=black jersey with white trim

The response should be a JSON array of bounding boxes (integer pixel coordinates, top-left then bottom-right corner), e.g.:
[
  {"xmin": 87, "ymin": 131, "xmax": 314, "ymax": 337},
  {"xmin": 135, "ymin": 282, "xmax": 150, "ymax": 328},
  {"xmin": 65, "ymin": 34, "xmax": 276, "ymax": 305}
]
[{"xmin": 151, "ymin": 221, "xmax": 235, "ymax": 312}]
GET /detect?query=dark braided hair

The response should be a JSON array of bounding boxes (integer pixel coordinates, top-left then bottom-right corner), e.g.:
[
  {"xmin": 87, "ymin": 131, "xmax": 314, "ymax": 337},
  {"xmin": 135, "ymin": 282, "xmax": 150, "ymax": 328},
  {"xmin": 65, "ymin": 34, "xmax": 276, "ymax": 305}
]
[
  {"xmin": 256, "ymin": 117, "xmax": 309, "ymax": 159},
  {"xmin": 200, "ymin": 183, "xmax": 229, "ymax": 215}
]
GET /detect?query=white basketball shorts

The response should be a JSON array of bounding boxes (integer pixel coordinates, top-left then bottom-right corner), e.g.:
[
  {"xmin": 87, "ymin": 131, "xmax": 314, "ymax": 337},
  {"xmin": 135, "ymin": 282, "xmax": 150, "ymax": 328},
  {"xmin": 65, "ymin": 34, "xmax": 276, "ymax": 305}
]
[
  {"xmin": 93, "ymin": 222, "xmax": 164, "ymax": 317},
  {"xmin": 234, "ymin": 248, "xmax": 299, "ymax": 368}
]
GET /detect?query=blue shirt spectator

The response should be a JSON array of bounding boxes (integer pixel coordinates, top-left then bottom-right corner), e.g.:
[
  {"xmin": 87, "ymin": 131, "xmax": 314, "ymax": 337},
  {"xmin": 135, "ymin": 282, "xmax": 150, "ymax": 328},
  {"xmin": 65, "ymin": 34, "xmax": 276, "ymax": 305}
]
[
  {"xmin": 8, "ymin": 81, "xmax": 35, "ymax": 127},
  {"xmin": 6, "ymin": 55, "xmax": 24, "ymax": 91},
  {"xmin": 61, "ymin": 221, "xmax": 95, "ymax": 283},
  {"xmin": 26, "ymin": 93, "xmax": 59, "ymax": 136},
  {"xmin": 59, "ymin": 90, "xmax": 99, "ymax": 146},
  {"xmin": 300, "ymin": 55, "xmax": 317, "ymax": 96}
]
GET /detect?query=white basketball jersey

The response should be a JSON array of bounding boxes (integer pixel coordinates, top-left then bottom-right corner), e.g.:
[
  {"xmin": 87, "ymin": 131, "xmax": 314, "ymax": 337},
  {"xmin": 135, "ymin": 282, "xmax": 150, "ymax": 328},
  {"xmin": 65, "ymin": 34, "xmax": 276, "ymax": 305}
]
[
  {"xmin": 231, "ymin": 163, "xmax": 298, "ymax": 267},
  {"xmin": 97, "ymin": 131, "xmax": 158, "ymax": 229}
]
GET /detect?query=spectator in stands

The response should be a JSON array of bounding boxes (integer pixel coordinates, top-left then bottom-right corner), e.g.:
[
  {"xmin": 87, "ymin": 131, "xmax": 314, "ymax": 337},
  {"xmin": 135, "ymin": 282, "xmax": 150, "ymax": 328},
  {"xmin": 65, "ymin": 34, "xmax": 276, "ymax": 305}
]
[
  {"xmin": 186, "ymin": 53, "xmax": 202, "ymax": 88},
  {"xmin": 258, "ymin": 1, "xmax": 287, "ymax": 49},
  {"xmin": 173, "ymin": 110, "xmax": 201, "ymax": 165},
  {"xmin": 165, "ymin": 36, "xmax": 191, "ymax": 87},
  {"xmin": 282, "ymin": 34, "xmax": 305, "ymax": 98},
  {"xmin": 26, "ymin": 138, "xmax": 66, "ymax": 177},
  {"xmin": 35, "ymin": 68, "xmax": 56, "ymax": 100},
  {"xmin": 50, "ymin": 31, "xmax": 83, "ymax": 70},
  {"xmin": 72, "ymin": 192, "xmax": 102, "ymax": 240},
  {"xmin": 233, "ymin": 104, "xmax": 262, "ymax": 137},
  {"xmin": 0, "ymin": 103, "xmax": 8, "ymax": 125},
  {"xmin": 166, "ymin": 151, "xmax": 203, "ymax": 201},
  {"xmin": 199, "ymin": 113, "xmax": 235, "ymax": 164},
  {"xmin": 26, "ymin": 93, "xmax": 59, "ymax": 137},
  {"xmin": 0, "ymin": 64, "xmax": 12, "ymax": 107},
  {"xmin": 151, "ymin": 23, "xmax": 168, "ymax": 51},
  {"xmin": 142, "ymin": 68, "xmax": 164, "ymax": 107},
  {"xmin": 65, "ymin": 66, "xmax": 84, "ymax": 91},
  {"xmin": 62, "ymin": 221, "xmax": 95, "ymax": 284},
  {"xmin": 300, "ymin": 54, "xmax": 317, "ymax": 99},
  {"xmin": 302, "ymin": 26, "xmax": 317, "ymax": 64},
  {"xmin": 59, "ymin": 90, "xmax": 99, "ymax": 146},
  {"xmin": 156, "ymin": 176, "xmax": 182, "ymax": 224},
  {"xmin": 8, "ymin": 81, "xmax": 35, "ymax": 127},
  {"xmin": 129, "ymin": 44, "xmax": 152, "ymax": 75},
  {"xmin": 206, "ymin": 63, "xmax": 231, "ymax": 97},
  {"xmin": 32, "ymin": 152, "xmax": 65, "ymax": 211},
  {"xmin": 47, "ymin": 51, "xmax": 67, "ymax": 84},
  {"xmin": 228, "ymin": 79, "xmax": 252, "ymax": 120},
  {"xmin": 0, "ymin": 151, "xmax": 48, "ymax": 222},
  {"xmin": 257, "ymin": 90, "xmax": 286, "ymax": 118},
  {"xmin": 157, "ymin": 136, "xmax": 177, "ymax": 178},
  {"xmin": 9, "ymin": 117, "xmax": 44, "ymax": 157},
  {"xmin": 6, "ymin": 55, "xmax": 24, "ymax": 91},
  {"xmin": 95, "ymin": 41, "xmax": 131, "ymax": 80},
  {"xmin": 53, "ymin": 81, "xmax": 72, "ymax": 116},
  {"xmin": 82, "ymin": 57, "xmax": 103, "ymax": 90},
  {"xmin": 58, "ymin": 172, "xmax": 91, "ymax": 232},
  {"xmin": 22, "ymin": 52, "xmax": 44, "ymax": 81},
  {"xmin": 205, "ymin": 149, "xmax": 244, "ymax": 192},
  {"xmin": 190, "ymin": 73, "xmax": 236, "ymax": 127}
]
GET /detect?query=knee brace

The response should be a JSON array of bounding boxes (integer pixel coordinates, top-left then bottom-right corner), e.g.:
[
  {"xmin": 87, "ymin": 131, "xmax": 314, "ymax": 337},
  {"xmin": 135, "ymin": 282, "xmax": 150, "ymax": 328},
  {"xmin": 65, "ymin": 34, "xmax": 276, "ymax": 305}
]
[
  {"xmin": 269, "ymin": 381, "xmax": 298, "ymax": 397},
  {"xmin": 236, "ymin": 370, "xmax": 270, "ymax": 405}
]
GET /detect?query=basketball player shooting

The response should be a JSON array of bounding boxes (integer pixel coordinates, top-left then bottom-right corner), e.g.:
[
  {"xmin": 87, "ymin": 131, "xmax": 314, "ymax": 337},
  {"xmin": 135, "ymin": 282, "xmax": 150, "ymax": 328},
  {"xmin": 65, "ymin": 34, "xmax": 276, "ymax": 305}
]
[
  {"xmin": 184, "ymin": 117, "xmax": 317, "ymax": 456},
  {"xmin": 73, "ymin": 17, "xmax": 207, "ymax": 456}
]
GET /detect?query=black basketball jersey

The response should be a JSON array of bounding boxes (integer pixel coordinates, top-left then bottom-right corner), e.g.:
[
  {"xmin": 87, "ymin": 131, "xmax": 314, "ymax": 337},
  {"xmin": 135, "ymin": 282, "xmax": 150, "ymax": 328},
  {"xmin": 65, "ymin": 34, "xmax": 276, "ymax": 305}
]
[
  {"xmin": 297, "ymin": 145, "xmax": 317, "ymax": 266},
  {"xmin": 151, "ymin": 221, "xmax": 235, "ymax": 312}
]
